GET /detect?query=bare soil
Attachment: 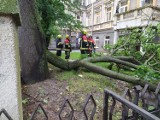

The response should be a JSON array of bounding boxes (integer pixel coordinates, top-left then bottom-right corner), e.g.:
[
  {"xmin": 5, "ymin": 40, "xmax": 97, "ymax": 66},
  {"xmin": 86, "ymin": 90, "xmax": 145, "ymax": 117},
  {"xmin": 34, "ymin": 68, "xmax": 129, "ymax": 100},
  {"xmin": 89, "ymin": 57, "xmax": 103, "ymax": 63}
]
[
  {"xmin": 22, "ymin": 77, "xmax": 128, "ymax": 120},
  {"xmin": 22, "ymin": 79, "xmax": 71, "ymax": 120}
]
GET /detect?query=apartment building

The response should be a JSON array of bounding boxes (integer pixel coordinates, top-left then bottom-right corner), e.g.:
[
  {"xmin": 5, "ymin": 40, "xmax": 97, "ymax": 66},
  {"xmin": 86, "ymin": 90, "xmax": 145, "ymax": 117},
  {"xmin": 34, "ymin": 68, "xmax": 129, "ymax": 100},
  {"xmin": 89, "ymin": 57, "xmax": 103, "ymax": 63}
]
[
  {"xmin": 80, "ymin": 0, "xmax": 160, "ymax": 49},
  {"xmin": 49, "ymin": 0, "xmax": 160, "ymax": 50},
  {"xmin": 80, "ymin": 0, "xmax": 114, "ymax": 50},
  {"xmin": 113, "ymin": 0, "xmax": 160, "ymax": 44}
]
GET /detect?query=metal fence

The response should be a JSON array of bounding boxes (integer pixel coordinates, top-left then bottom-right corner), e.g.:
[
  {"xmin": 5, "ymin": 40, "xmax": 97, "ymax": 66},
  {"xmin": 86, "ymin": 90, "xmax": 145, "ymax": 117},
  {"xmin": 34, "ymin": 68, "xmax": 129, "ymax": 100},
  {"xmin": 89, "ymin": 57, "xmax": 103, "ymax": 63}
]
[
  {"xmin": 103, "ymin": 88, "xmax": 160, "ymax": 120},
  {"xmin": 0, "ymin": 109, "xmax": 13, "ymax": 120},
  {"xmin": 103, "ymin": 83, "xmax": 160, "ymax": 120},
  {"xmin": 1, "ymin": 83, "xmax": 160, "ymax": 120}
]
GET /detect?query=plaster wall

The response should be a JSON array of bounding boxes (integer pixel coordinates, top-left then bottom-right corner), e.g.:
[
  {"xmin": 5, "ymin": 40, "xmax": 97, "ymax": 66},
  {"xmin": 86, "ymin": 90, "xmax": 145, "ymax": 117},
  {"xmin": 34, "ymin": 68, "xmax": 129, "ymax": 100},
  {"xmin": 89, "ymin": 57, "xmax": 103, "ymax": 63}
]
[
  {"xmin": 0, "ymin": 16, "xmax": 22, "ymax": 120},
  {"xmin": 157, "ymin": 0, "xmax": 160, "ymax": 7},
  {"xmin": 93, "ymin": 29, "xmax": 114, "ymax": 51},
  {"xmin": 115, "ymin": 18, "xmax": 142, "ymax": 30}
]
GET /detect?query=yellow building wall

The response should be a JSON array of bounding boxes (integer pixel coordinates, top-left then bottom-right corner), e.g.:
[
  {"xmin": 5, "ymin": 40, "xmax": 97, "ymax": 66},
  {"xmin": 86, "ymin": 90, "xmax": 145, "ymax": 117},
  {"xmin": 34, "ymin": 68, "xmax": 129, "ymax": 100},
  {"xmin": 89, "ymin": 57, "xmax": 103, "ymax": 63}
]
[
  {"xmin": 128, "ymin": 0, "xmax": 130, "ymax": 10},
  {"xmin": 153, "ymin": 0, "xmax": 157, "ymax": 6},
  {"xmin": 136, "ymin": 0, "xmax": 140, "ymax": 8}
]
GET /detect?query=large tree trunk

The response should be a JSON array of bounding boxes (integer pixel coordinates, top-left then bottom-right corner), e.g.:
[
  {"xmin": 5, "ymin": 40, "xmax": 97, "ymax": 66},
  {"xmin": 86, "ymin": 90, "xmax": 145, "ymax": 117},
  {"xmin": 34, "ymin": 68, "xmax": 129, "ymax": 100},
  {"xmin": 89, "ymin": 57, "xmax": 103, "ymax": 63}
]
[
  {"xmin": 18, "ymin": 0, "xmax": 48, "ymax": 84},
  {"xmin": 47, "ymin": 51, "xmax": 157, "ymax": 91}
]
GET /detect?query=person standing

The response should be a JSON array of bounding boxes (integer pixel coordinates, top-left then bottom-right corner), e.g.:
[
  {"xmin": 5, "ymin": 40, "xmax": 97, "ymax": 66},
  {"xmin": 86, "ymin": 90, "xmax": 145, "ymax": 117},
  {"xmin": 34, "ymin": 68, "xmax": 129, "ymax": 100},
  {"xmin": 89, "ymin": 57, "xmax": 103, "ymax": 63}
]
[
  {"xmin": 64, "ymin": 34, "xmax": 72, "ymax": 59},
  {"xmin": 79, "ymin": 30, "xmax": 89, "ymax": 58},
  {"xmin": 88, "ymin": 35, "xmax": 96, "ymax": 56},
  {"xmin": 56, "ymin": 35, "xmax": 63, "ymax": 56}
]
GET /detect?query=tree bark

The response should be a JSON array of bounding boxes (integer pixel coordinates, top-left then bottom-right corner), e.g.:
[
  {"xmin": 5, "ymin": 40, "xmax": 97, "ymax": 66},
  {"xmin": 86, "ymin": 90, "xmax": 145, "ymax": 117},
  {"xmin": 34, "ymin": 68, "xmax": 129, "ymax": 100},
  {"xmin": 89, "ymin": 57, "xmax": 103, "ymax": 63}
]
[
  {"xmin": 18, "ymin": 0, "xmax": 48, "ymax": 84},
  {"xmin": 47, "ymin": 51, "xmax": 138, "ymax": 70},
  {"xmin": 46, "ymin": 51, "xmax": 157, "ymax": 91}
]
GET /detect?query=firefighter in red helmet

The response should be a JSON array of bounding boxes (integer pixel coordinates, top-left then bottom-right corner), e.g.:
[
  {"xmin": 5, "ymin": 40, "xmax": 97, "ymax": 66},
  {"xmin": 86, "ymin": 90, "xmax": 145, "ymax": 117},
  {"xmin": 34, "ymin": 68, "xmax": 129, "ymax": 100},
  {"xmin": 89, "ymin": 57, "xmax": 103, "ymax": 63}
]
[
  {"xmin": 88, "ymin": 35, "xmax": 96, "ymax": 57},
  {"xmin": 64, "ymin": 34, "xmax": 72, "ymax": 59},
  {"xmin": 79, "ymin": 30, "xmax": 89, "ymax": 58}
]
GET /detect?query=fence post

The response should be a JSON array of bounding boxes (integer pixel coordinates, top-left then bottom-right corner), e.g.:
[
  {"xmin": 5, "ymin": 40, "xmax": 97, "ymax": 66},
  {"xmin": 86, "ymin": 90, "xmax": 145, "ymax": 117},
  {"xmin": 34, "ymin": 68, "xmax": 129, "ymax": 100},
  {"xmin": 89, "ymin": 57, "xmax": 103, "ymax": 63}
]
[
  {"xmin": 103, "ymin": 91, "xmax": 109, "ymax": 120},
  {"xmin": 0, "ymin": 4, "xmax": 23, "ymax": 119}
]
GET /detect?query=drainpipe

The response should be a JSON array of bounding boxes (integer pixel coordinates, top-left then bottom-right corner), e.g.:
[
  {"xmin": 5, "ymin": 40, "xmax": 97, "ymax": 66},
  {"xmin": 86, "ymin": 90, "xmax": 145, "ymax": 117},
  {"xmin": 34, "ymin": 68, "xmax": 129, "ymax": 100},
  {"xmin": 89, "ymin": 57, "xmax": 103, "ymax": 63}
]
[{"xmin": 91, "ymin": 0, "xmax": 94, "ymax": 36}]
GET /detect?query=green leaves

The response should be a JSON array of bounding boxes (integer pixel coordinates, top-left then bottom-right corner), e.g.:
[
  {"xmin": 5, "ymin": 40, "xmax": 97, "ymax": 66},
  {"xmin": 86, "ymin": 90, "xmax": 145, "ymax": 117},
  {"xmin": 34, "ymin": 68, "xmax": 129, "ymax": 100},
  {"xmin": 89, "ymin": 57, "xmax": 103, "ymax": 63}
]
[
  {"xmin": 134, "ymin": 65, "xmax": 160, "ymax": 81},
  {"xmin": 35, "ymin": 0, "xmax": 83, "ymax": 38},
  {"xmin": 157, "ymin": 47, "xmax": 160, "ymax": 59},
  {"xmin": 106, "ymin": 24, "xmax": 160, "ymax": 82},
  {"xmin": 0, "ymin": 0, "xmax": 18, "ymax": 13}
]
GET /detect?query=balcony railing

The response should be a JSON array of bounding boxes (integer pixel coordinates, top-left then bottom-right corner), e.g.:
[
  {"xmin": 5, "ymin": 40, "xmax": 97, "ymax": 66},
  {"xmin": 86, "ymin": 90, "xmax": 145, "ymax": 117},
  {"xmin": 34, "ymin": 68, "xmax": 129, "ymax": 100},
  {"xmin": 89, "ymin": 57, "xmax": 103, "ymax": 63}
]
[
  {"xmin": 123, "ymin": 12, "xmax": 134, "ymax": 19},
  {"xmin": 115, "ymin": 5, "xmax": 160, "ymax": 22},
  {"xmin": 87, "ymin": 21, "xmax": 113, "ymax": 32}
]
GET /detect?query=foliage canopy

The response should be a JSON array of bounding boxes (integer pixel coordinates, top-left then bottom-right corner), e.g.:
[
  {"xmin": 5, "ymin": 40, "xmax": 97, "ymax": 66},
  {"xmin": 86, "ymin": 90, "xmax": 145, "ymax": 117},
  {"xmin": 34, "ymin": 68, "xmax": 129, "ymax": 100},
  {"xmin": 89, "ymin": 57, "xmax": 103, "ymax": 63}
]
[
  {"xmin": 0, "ymin": 0, "xmax": 18, "ymax": 13},
  {"xmin": 35, "ymin": 0, "xmax": 83, "ymax": 38},
  {"xmin": 105, "ymin": 24, "xmax": 160, "ymax": 81}
]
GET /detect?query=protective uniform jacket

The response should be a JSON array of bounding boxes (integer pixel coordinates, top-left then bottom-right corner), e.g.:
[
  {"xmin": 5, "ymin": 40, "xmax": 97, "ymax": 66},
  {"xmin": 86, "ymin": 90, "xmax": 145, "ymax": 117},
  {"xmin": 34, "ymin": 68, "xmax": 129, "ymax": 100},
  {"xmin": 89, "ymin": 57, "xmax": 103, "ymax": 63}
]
[
  {"xmin": 56, "ymin": 38, "xmax": 63, "ymax": 50},
  {"xmin": 80, "ymin": 35, "xmax": 89, "ymax": 50},
  {"xmin": 56, "ymin": 38, "xmax": 63, "ymax": 56},
  {"xmin": 88, "ymin": 38, "xmax": 96, "ymax": 50},
  {"xmin": 64, "ymin": 38, "xmax": 71, "ymax": 51}
]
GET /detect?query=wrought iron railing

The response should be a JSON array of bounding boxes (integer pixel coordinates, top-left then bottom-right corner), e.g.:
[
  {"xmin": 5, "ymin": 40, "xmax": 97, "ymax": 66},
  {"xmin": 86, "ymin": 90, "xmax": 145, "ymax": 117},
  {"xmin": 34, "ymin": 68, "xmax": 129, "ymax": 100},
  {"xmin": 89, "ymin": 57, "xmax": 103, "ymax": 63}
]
[
  {"xmin": 30, "ymin": 104, "xmax": 48, "ymax": 120},
  {"xmin": 1, "ymin": 83, "xmax": 160, "ymax": 120},
  {"xmin": 0, "ymin": 109, "xmax": 13, "ymax": 120},
  {"xmin": 58, "ymin": 94, "xmax": 97, "ymax": 120},
  {"xmin": 103, "ymin": 83, "xmax": 160, "ymax": 120}
]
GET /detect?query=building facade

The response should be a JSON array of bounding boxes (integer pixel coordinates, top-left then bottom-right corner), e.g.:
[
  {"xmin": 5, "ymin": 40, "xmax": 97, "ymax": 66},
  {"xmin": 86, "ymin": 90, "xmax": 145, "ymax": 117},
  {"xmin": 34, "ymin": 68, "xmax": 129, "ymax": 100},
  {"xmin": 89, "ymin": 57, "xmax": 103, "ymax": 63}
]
[
  {"xmin": 49, "ymin": 0, "xmax": 160, "ymax": 50},
  {"xmin": 79, "ymin": 0, "xmax": 160, "ymax": 50},
  {"xmin": 113, "ymin": 0, "xmax": 160, "ymax": 44},
  {"xmin": 80, "ymin": 0, "xmax": 114, "ymax": 51}
]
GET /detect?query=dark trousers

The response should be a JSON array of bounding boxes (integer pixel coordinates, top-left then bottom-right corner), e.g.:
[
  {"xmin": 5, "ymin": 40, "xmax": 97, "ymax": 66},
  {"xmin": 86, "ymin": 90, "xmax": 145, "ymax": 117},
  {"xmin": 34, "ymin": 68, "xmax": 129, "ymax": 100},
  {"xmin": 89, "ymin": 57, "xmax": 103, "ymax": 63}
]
[
  {"xmin": 88, "ymin": 50, "xmax": 92, "ymax": 57},
  {"xmin": 56, "ymin": 50, "xmax": 62, "ymax": 56},
  {"xmin": 65, "ymin": 51, "xmax": 70, "ymax": 59},
  {"xmin": 81, "ymin": 50, "xmax": 88, "ymax": 54},
  {"xmin": 80, "ymin": 50, "xmax": 88, "ymax": 59}
]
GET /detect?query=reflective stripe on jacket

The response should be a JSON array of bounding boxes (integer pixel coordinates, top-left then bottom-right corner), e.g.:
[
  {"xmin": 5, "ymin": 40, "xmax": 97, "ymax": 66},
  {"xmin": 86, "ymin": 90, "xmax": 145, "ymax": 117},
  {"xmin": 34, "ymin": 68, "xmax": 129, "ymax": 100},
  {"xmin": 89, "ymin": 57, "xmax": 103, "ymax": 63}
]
[
  {"xmin": 80, "ymin": 35, "xmax": 89, "ymax": 50},
  {"xmin": 64, "ymin": 38, "xmax": 71, "ymax": 51}
]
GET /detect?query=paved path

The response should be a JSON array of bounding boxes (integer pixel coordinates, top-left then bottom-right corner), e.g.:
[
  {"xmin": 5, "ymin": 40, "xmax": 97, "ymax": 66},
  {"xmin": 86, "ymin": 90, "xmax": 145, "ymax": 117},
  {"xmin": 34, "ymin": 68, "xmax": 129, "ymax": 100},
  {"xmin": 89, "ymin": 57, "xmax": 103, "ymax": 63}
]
[{"xmin": 49, "ymin": 49, "xmax": 80, "ymax": 52}]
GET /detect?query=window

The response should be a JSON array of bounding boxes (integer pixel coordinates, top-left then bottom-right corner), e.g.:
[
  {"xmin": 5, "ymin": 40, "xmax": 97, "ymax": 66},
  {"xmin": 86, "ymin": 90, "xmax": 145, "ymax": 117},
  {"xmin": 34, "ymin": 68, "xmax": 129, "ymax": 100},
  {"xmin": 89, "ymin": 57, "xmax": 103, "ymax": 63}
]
[
  {"xmin": 95, "ymin": 37, "xmax": 100, "ymax": 47},
  {"xmin": 96, "ymin": 15, "xmax": 100, "ymax": 24},
  {"xmin": 120, "ymin": 6, "xmax": 127, "ymax": 13},
  {"xmin": 104, "ymin": 36, "xmax": 110, "ymax": 47},
  {"xmin": 77, "ymin": 15, "xmax": 80, "ymax": 20},
  {"xmin": 105, "ymin": 7, "xmax": 112, "ymax": 22},
  {"xmin": 145, "ymin": 0, "xmax": 153, "ymax": 4},
  {"xmin": 119, "ymin": 1, "xmax": 127, "ymax": 13},
  {"xmin": 81, "ymin": 0, "xmax": 85, "ymax": 6},
  {"xmin": 87, "ymin": 12, "xmax": 91, "ymax": 26},
  {"xmin": 94, "ymin": 7, "xmax": 101, "ymax": 24},
  {"xmin": 88, "ymin": 0, "xmax": 91, "ymax": 4},
  {"xmin": 95, "ymin": 12, "xmax": 100, "ymax": 24},
  {"xmin": 141, "ymin": 0, "xmax": 153, "ymax": 7}
]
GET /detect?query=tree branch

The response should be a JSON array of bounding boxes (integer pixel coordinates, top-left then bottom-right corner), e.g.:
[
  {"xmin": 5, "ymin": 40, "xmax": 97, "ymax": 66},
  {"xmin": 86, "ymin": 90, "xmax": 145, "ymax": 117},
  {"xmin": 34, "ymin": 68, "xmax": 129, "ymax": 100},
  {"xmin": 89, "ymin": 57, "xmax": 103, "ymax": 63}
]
[{"xmin": 46, "ymin": 51, "xmax": 157, "ymax": 91}]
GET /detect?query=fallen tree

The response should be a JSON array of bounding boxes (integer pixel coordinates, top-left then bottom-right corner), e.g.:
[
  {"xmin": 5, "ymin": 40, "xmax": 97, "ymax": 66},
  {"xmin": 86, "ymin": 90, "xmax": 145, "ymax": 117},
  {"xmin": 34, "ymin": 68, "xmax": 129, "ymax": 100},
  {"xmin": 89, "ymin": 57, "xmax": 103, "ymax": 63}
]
[{"xmin": 46, "ymin": 51, "xmax": 158, "ymax": 91}]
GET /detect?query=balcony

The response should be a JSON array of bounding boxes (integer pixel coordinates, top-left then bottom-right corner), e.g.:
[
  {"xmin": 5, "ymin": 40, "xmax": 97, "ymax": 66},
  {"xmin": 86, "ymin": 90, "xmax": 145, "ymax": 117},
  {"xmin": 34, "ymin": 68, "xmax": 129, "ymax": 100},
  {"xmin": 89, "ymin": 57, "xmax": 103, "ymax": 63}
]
[
  {"xmin": 114, "ymin": 5, "xmax": 160, "ymax": 29},
  {"xmin": 87, "ymin": 21, "xmax": 113, "ymax": 32}
]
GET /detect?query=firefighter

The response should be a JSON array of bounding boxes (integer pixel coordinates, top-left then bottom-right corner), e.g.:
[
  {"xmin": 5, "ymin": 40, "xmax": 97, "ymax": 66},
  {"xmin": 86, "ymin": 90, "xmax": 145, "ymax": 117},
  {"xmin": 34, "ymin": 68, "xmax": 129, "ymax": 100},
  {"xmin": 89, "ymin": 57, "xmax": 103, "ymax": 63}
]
[
  {"xmin": 64, "ymin": 34, "xmax": 72, "ymax": 59},
  {"xmin": 79, "ymin": 30, "xmax": 89, "ymax": 58},
  {"xmin": 88, "ymin": 35, "xmax": 96, "ymax": 57},
  {"xmin": 56, "ymin": 35, "xmax": 63, "ymax": 56}
]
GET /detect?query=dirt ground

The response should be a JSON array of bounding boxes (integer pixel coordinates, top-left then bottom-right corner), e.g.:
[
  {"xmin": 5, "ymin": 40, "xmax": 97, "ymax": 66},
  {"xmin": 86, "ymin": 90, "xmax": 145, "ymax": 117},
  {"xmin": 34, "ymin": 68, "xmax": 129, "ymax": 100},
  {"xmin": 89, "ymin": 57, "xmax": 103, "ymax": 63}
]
[
  {"xmin": 22, "ymin": 77, "xmax": 128, "ymax": 120},
  {"xmin": 22, "ymin": 79, "xmax": 68, "ymax": 120},
  {"xmin": 22, "ymin": 79, "xmax": 105, "ymax": 120}
]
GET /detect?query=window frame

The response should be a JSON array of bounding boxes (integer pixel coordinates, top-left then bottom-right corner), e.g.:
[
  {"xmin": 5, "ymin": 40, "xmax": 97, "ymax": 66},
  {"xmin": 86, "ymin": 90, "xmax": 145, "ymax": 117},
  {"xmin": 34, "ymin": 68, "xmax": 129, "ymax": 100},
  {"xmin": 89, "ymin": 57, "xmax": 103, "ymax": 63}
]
[
  {"xmin": 104, "ymin": 36, "xmax": 110, "ymax": 47},
  {"xmin": 105, "ymin": 7, "xmax": 112, "ymax": 22}
]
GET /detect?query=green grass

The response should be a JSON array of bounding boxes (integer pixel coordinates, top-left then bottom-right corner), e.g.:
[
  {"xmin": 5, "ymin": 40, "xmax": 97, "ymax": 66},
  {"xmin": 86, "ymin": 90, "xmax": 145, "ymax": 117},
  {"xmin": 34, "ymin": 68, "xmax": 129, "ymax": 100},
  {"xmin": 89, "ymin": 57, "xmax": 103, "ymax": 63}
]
[
  {"xmin": 49, "ymin": 51, "xmax": 133, "ymax": 89},
  {"xmin": 61, "ymin": 52, "xmax": 81, "ymax": 60},
  {"xmin": 51, "ymin": 51, "xmax": 81, "ymax": 60},
  {"xmin": 48, "ymin": 51, "xmax": 131, "ymax": 120},
  {"xmin": 0, "ymin": 0, "xmax": 19, "ymax": 13},
  {"xmin": 50, "ymin": 51, "xmax": 116, "ymax": 92}
]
